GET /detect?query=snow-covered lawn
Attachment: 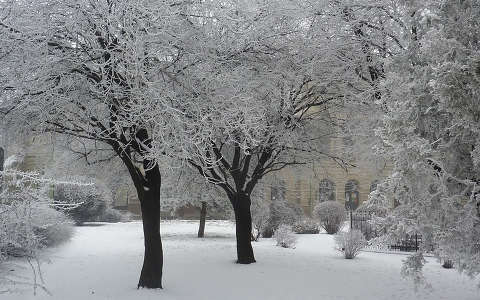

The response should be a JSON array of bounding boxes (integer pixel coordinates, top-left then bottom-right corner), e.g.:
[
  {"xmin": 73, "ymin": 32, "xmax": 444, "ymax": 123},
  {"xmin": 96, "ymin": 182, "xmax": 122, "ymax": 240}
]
[{"xmin": 2, "ymin": 221, "xmax": 478, "ymax": 300}]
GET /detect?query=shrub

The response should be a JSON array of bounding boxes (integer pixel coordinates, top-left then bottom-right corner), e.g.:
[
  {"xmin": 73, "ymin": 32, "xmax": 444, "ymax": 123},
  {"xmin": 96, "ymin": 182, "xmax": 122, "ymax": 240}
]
[
  {"xmin": 292, "ymin": 218, "xmax": 320, "ymax": 234},
  {"xmin": 54, "ymin": 178, "xmax": 112, "ymax": 225},
  {"xmin": 31, "ymin": 203, "xmax": 74, "ymax": 247},
  {"xmin": 442, "ymin": 259, "xmax": 454, "ymax": 269},
  {"xmin": 263, "ymin": 198, "xmax": 304, "ymax": 238},
  {"xmin": 274, "ymin": 224, "xmax": 297, "ymax": 248},
  {"xmin": 1, "ymin": 183, "xmax": 74, "ymax": 259},
  {"xmin": 95, "ymin": 207, "xmax": 129, "ymax": 223},
  {"xmin": 334, "ymin": 229, "xmax": 367, "ymax": 259},
  {"xmin": 313, "ymin": 201, "xmax": 346, "ymax": 234},
  {"xmin": 0, "ymin": 170, "xmax": 80, "ymax": 295}
]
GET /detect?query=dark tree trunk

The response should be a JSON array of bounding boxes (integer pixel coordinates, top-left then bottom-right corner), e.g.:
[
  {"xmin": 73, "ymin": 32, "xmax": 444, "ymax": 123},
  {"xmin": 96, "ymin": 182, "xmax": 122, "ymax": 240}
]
[
  {"xmin": 198, "ymin": 201, "xmax": 207, "ymax": 238},
  {"xmin": 232, "ymin": 193, "xmax": 256, "ymax": 264},
  {"xmin": 137, "ymin": 164, "xmax": 163, "ymax": 289}
]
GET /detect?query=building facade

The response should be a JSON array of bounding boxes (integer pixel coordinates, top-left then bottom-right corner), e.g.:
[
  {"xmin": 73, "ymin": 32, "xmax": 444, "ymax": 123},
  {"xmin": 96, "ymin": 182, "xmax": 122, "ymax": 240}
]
[{"xmin": 264, "ymin": 136, "xmax": 390, "ymax": 215}]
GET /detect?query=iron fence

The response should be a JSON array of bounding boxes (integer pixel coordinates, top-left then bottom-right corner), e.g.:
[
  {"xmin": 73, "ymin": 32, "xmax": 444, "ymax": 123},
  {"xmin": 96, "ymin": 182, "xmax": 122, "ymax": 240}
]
[{"xmin": 351, "ymin": 211, "xmax": 421, "ymax": 252}]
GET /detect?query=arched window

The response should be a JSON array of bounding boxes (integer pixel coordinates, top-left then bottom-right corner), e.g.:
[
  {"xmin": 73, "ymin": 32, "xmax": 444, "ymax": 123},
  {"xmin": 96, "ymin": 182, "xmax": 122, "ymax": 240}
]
[
  {"xmin": 345, "ymin": 180, "xmax": 360, "ymax": 211},
  {"xmin": 370, "ymin": 180, "xmax": 379, "ymax": 193},
  {"xmin": 318, "ymin": 179, "xmax": 336, "ymax": 202}
]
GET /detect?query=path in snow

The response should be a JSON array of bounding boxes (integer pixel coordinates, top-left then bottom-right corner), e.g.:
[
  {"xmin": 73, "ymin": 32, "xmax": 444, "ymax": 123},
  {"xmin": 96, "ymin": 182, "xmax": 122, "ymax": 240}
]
[{"xmin": 1, "ymin": 220, "xmax": 478, "ymax": 300}]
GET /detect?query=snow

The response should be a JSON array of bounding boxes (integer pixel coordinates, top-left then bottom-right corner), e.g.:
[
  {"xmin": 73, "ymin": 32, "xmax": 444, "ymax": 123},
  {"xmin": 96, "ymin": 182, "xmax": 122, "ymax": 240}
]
[{"xmin": 2, "ymin": 220, "xmax": 478, "ymax": 300}]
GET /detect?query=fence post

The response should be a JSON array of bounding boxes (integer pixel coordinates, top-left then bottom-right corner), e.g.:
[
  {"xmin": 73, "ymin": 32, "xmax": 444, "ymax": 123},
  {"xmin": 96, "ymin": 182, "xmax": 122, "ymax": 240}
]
[
  {"xmin": 415, "ymin": 234, "xmax": 418, "ymax": 251},
  {"xmin": 350, "ymin": 209, "xmax": 353, "ymax": 230}
]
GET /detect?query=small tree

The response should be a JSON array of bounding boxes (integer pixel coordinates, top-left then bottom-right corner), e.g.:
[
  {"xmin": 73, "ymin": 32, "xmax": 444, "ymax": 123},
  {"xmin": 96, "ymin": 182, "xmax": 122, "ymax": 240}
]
[
  {"xmin": 334, "ymin": 229, "xmax": 366, "ymax": 259},
  {"xmin": 313, "ymin": 201, "xmax": 346, "ymax": 234},
  {"xmin": 160, "ymin": 162, "xmax": 230, "ymax": 237}
]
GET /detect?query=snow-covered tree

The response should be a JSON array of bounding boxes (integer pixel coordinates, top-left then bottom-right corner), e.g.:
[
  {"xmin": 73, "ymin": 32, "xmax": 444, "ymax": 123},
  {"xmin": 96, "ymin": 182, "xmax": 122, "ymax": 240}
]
[
  {"xmin": 0, "ymin": 0, "xmax": 436, "ymax": 286},
  {"xmin": 368, "ymin": 0, "xmax": 480, "ymax": 285},
  {"xmin": 0, "ymin": 0, "xmax": 202, "ymax": 288},
  {"xmin": 141, "ymin": 0, "xmax": 359, "ymax": 265}
]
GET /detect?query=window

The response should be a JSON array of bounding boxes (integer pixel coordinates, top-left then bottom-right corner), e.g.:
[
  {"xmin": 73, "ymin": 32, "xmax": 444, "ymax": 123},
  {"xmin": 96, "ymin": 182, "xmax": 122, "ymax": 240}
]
[
  {"xmin": 345, "ymin": 180, "xmax": 360, "ymax": 211},
  {"xmin": 319, "ymin": 179, "xmax": 336, "ymax": 202}
]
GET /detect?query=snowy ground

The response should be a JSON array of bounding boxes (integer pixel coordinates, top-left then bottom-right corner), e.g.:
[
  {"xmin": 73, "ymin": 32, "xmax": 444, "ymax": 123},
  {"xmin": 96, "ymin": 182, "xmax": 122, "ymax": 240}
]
[{"xmin": 1, "ymin": 220, "xmax": 478, "ymax": 300}]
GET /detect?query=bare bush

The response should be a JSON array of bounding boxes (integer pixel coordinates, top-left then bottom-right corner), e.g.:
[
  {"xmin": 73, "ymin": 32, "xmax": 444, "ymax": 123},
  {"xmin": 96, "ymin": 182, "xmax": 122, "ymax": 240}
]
[
  {"xmin": 274, "ymin": 225, "xmax": 297, "ymax": 248},
  {"xmin": 313, "ymin": 201, "xmax": 346, "ymax": 234},
  {"xmin": 334, "ymin": 229, "xmax": 367, "ymax": 259}
]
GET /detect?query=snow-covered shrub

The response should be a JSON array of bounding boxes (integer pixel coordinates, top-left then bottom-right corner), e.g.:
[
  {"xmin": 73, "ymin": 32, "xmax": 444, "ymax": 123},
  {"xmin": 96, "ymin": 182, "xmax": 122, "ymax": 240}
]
[
  {"xmin": 53, "ymin": 178, "xmax": 112, "ymax": 225},
  {"xmin": 0, "ymin": 171, "xmax": 76, "ymax": 259},
  {"xmin": 401, "ymin": 252, "xmax": 431, "ymax": 290},
  {"xmin": 251, "ymin": 196, "xmax": 271, "ymax": 241},
  {"xmin": 313, "ymin": 201, "xmax": 346, "ymax": 234},
  {"xmin": 263, "ymin": 198, "xmax": 304, "ymax": 238},
  {"xmin": 274, "ymin": 224, "xmax": 297, "ymax": 248},
  {"xmin": 334, "ymin": 229, "xmax": 367, "ymax": 259},
  {"xmin": 30, "ymin": 203, "xmax": 74, "ymax": 247},
  {"xmin": 0, "ymin": 170, "xmax": 82, "ymax": 295},
  {"xmin": 292, "ymin": 218, "xmax": 319, "ymax": 234}
]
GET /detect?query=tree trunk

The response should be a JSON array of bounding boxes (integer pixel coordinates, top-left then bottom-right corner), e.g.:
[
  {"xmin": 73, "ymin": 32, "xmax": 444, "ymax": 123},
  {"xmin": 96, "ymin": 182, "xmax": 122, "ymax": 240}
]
[
  {"xmin": 198, "ymin": 201, "xmax": 207, "ymax": 238},
  {"xmin": 137, "ymin": 165, "xmax": 163, "ymax": 289},
  {"xmin": 232, "ymin": 193, "xmax": 256, "ymax": 264}
]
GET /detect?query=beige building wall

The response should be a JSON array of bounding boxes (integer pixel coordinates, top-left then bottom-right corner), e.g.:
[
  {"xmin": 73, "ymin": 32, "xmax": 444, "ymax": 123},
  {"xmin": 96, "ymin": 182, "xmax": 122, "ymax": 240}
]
[
  {"xmin": 3, "ymin": 117, "xmax": 391, "ymax": 219},
  {"xmin": 264, "ymin": 136, "xmax": 391, "ymax": 215}
]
